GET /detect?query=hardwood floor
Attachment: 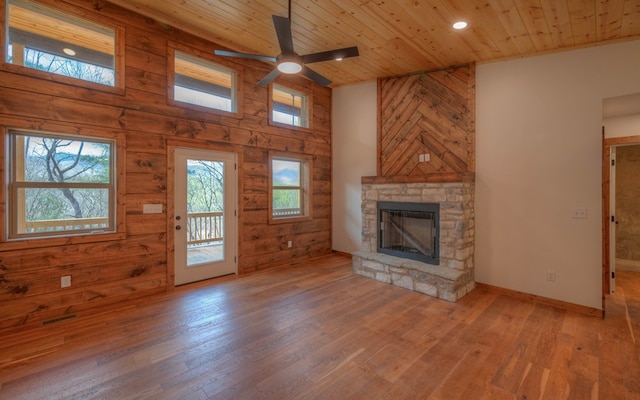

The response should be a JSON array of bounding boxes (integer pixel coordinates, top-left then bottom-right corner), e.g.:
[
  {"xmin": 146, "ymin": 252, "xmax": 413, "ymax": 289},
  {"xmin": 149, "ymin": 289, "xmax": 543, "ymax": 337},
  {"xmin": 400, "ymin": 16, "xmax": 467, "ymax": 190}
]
[{"xmin": 1, "ymin": 254, "xmax": 639, "ymax": 399}]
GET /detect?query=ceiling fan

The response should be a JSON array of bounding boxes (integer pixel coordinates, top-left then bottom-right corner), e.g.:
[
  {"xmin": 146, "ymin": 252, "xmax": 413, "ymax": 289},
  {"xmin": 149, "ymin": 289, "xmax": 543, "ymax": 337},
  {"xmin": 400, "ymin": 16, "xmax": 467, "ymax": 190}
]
[{"xmin": 214, "ymin": 0, "xmax": 359, "ymax": 87}]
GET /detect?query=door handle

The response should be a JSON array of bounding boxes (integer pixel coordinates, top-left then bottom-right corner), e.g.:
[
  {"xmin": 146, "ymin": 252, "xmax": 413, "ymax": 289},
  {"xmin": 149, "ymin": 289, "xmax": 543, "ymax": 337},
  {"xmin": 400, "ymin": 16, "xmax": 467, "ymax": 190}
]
[{"xmin": 176, "ymin": 225, "xmax": 181, "ymax": 230}]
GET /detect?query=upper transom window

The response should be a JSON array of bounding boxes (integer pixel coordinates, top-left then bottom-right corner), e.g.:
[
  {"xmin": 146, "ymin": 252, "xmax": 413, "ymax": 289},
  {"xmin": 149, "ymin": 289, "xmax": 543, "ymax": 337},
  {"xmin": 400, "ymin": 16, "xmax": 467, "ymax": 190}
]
[
  {"xmin": 271, "ymin": 84, "xmax": 309, "ymax": 128},
  {"xmin": 6, "ymin": 0, "xmax": 116, "ymax": 86},
  {"xmin": 173, "ymin": 50, "xmax": 237, "ymax": 113}
]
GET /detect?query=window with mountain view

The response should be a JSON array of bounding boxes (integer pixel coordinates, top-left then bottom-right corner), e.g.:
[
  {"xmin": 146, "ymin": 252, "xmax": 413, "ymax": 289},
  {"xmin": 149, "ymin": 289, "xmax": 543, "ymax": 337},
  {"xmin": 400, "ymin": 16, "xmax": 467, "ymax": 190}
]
[
  {"xmin": 6, "ymin": 0, "xmax": 116, "ymax": 86},
  {"xmin": 6, "ymin": 130, "xmax": 116, "ymax": 240},
  {"xmin": 270, "ymin": 154, "xmax": 312, "ymax": 222}
]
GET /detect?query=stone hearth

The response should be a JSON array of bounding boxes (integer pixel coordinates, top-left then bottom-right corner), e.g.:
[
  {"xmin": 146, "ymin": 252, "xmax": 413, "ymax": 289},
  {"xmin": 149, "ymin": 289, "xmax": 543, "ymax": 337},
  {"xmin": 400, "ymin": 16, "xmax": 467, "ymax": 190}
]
[{"xmin": 352, "ymin": 177, "xmax": 475, "ymax": 302}]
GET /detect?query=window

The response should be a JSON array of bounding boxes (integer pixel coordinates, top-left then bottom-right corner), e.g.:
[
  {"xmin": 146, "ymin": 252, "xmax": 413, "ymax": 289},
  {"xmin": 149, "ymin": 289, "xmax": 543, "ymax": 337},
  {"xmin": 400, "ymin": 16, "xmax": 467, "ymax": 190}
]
[
  {"xmin": 271, "ymin": 84, "xmax": 310, "ymax": 128},
  {"xmin": 6, "ymin": 0, "xmax": 117, "ymax": 87},
  {"xmin": 173, "ymin": 50, "xmax": 237, "ymax": 112},
  {"xmin": 6, "ymin": 130, "xmax": 116, "ymax": 240},
  {"xmin": 269, "ymin": 153, "xmax": 312, "ymax": 222}
]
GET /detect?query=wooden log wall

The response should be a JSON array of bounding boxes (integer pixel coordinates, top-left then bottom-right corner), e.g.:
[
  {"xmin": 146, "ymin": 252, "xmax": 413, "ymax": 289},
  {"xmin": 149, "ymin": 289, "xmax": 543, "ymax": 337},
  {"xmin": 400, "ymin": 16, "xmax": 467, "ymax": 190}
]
[
  {"xmin": 0, "ymin": 0, "xmax": 332, "ymax": 332},
  {"xmin": 378, "ymin": 64, "xmax": 475, "ymax": 178}
]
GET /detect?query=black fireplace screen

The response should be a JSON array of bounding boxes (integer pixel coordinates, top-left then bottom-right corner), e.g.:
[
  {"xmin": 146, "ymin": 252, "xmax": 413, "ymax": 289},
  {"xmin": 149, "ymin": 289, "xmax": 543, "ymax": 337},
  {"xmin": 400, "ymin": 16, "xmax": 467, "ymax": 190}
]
[{"xmin": 377, "ymin": 201, "xmax": 439, "ymax": 264}]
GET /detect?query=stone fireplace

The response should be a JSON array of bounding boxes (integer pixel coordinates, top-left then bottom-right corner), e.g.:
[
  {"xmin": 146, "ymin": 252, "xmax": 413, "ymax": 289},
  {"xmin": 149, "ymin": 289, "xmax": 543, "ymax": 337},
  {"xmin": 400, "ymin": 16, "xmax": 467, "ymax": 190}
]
[
  {"xmin": 361, "ymin": 63, "xmax": 476, "ymax": 301},
  {"xmin": 352, "ymin": 175, "xmax": 475, "ymax": 302}
]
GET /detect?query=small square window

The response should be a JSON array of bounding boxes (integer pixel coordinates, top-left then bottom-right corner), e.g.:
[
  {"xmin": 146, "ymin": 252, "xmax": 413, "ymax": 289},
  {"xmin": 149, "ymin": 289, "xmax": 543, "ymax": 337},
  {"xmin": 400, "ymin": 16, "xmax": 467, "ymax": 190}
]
[
  {"xmin": 6, "ymin": 0, "xmax": 117, "ymax": 86},
  {"xmin": 271, "ymin": 84, "xmax": 310, "ymax": 128},
  {"xmin": 269, "ymin": 153, "xmax": 312, "ymax": 222},
  {"xmin": 173, "ymin": 50, "xmax": 238, "ymax": 113}
]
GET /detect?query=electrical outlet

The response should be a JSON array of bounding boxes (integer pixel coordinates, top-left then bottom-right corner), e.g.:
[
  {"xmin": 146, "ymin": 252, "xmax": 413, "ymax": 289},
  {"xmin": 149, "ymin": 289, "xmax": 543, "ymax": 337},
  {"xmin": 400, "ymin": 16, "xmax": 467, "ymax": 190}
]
[
  {"xmin": 571, "ymin": 208, "xmax": 587, "ymax": 219},
  {"xmin": 61, "ymin": 275, "xmax": 72, "ymax": 288},
  {"xmin": 546, "ymin": 271, "xmax": 556, "ymax": 282},
  {"xmin": 287, "ymin": 240, "xmax": 292, "ymax": 248}
]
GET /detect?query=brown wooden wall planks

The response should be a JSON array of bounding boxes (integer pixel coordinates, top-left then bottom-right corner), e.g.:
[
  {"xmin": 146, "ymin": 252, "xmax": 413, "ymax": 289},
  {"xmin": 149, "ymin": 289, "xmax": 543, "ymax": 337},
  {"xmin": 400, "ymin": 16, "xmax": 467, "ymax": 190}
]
[{"xmin": 0, "ymin": 0, "xmax": 332, "ymax": 333}]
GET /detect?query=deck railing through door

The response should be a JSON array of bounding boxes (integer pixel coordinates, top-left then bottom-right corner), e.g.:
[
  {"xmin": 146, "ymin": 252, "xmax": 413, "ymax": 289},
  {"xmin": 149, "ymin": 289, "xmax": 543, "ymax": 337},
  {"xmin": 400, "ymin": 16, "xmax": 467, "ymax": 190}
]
[{"xmin": 187, "ymin": 211, "xmax": 223, "ymax": 245}]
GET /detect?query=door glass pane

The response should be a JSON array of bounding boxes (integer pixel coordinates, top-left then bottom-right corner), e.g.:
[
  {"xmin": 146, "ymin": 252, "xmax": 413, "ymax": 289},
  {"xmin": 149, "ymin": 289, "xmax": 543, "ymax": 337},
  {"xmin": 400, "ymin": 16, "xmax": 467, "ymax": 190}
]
[{"xmin": 186, "ymin": 158, "xmax": 224, "ymax": 266}]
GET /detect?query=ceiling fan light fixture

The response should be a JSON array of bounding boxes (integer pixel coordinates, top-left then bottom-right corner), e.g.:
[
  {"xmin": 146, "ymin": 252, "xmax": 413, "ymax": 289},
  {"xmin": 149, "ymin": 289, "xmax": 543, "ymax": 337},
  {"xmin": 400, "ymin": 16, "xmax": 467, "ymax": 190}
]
[
  {"xmin": 277, "ymin": 61, "xmax": 303, "ymax": 74},
  {"xmin": 277, "ymin": 53, "xmax": 303, "ymax": 74}
]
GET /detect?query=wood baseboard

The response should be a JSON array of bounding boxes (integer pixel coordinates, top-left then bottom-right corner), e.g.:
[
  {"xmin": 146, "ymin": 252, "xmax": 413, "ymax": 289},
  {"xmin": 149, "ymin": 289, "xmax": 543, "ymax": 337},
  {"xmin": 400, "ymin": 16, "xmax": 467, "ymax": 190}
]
[
  {"xmin": 331, "ymin": 250, "xmax": 353, "ymax": 258},
  {"xmin": 342, "ymin": 253, "xmax": 601, "ymax": 317},
  {"xmin": 475, "ymin": 283, "xmax": 603, "ymax": 318}
]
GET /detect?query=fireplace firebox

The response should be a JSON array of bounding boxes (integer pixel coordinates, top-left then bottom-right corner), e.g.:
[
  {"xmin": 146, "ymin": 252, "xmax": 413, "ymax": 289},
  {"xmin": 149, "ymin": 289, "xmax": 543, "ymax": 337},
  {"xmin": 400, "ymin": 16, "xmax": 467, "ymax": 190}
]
[{"xmin": 377, "ymin": 201, "xmax": 439, "ymax": 265}]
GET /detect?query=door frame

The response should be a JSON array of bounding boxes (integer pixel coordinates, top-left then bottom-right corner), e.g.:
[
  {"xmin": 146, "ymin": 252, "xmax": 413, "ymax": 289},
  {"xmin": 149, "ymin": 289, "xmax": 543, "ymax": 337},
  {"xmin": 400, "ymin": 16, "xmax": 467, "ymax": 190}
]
[
  {"xmin": 167, "ymin": 141, "xmax": 243, "ymax": 288},
  {"xmin": 602, "ymin": 134, "xmax": 640, "ymax": 309}
]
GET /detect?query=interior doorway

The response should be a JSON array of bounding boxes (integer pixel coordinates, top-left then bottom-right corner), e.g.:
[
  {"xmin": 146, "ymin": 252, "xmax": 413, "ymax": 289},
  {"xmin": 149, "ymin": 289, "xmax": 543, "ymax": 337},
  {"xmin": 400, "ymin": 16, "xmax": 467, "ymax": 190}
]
[
  {"xmin": 602, "ymin": 93, "xmax": 640, "ymax": 311},
  {"xmin": 611, "ymin": 145, "xmax": 640, "ymax": 282},
  {"xmin": 172, "ymin": 147, "xmax": 237, "ymax": 285}
]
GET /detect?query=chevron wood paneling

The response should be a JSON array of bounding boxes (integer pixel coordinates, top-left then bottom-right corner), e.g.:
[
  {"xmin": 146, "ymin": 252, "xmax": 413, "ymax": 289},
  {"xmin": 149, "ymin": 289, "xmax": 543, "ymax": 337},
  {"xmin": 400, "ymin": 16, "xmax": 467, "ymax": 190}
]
[{"xmin": 378, "ymin": 64, "xmax": 475, "ymax": 178}]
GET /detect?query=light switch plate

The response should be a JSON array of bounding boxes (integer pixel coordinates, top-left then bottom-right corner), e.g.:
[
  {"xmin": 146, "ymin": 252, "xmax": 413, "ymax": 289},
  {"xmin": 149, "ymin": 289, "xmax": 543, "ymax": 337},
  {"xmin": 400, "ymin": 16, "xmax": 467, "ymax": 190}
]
[{"xmin": 143, "ymin": 204, "xmax": 163, "ymax": 214}]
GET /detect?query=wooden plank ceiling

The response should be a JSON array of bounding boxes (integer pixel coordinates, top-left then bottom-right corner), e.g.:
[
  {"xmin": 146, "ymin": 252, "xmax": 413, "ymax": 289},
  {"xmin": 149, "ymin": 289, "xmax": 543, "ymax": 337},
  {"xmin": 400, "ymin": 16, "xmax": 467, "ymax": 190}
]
[{"xmin": 106, "ymin": 0, "xmax": 640, "ymax": 87}]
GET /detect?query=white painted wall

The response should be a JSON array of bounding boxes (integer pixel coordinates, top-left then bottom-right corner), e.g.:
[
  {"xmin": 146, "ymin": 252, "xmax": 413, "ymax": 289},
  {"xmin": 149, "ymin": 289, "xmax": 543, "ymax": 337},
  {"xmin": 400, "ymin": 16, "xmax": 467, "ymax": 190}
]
[
  {"xmin": 332, "ymin": 40, "xmax": 640, "ymax": 309},
  {"xmin": 332, "ymin": 81, "xmax": 377, "ymax": 253},
  {"xmin": 475, "ymin": 40, "xmax": 640, "ymax": 309},
  {"xmin": 604, "ymin": 114, "xmax": 640, "ymax": 138},
  {"xmin": 603, "ymin": 92, "xmax": 640, "ymax": 138}
]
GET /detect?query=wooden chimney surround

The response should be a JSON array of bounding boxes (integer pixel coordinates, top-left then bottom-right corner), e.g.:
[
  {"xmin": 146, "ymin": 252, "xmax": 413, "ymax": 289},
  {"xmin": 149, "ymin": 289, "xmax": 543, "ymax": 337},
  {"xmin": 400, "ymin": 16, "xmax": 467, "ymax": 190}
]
[{"xmin": 352, "ymin": 64, "xmax": 476, "ymax": 302}]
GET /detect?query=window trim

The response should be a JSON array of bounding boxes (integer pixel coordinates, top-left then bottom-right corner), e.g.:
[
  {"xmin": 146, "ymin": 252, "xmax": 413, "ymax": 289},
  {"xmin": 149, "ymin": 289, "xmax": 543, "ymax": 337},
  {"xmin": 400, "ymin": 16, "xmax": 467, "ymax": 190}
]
[
  {"xmin": 268, "ymin": 151, "xmax": 313, "ymax": 224},
  {"xmin": 2, "ymin": 0, "xmax": 126, "ymax": 95},
  {"xmin": 0, "ymin": 127, "xmax": 126, "ymax": 251},
  {"xmin": 268, "ymin": 82, "xmax": 313, "ymax": 131},
  {"xmin": 167, "ymin": 42, "xmax": 243, "ymax": 118}
]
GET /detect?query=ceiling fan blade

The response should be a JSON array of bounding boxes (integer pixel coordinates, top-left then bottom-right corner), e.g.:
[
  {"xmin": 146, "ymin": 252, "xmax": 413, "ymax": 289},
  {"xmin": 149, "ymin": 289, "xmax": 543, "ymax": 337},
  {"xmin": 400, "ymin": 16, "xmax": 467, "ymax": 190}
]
[
  {"xmin": 214, "ymin": 49, "xmax": 276, "ymax": 63},
  {"xmin": 301, "ymin": 66, "xmax": 331, "ymax": 87},
  {"xmin": 272, "ymin": 15, "xmax": 295, "ymax": 54},
  {"xmin": 257, "ymin": 68, "xmax": 281, "ymax": 86},
  {"xmin": 301, "ymin": 46, "xmax": 360, "ymax": 64}
]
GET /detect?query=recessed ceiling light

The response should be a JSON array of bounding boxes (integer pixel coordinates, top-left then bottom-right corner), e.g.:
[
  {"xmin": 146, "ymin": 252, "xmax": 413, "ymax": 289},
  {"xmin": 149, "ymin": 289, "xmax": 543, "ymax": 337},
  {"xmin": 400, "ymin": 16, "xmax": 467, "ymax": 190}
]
[
  {"xmin": 63, "ymin": 48, "xmax": 76, "ymax": 56},
  {"xmin": 335, "ymin": 57, "xmax": 343, "ymax": 61},
  {"xmin": 453, "ymin": 21, "xmax": 468, "ymax": 30}
]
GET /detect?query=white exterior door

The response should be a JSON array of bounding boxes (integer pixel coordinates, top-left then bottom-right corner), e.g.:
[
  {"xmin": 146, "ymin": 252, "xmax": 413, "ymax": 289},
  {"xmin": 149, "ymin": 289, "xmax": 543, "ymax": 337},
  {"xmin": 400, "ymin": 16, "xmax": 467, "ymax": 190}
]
[{"xmin": 174, "ymin": 148, "xmax": 237, "ymax": 285}]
